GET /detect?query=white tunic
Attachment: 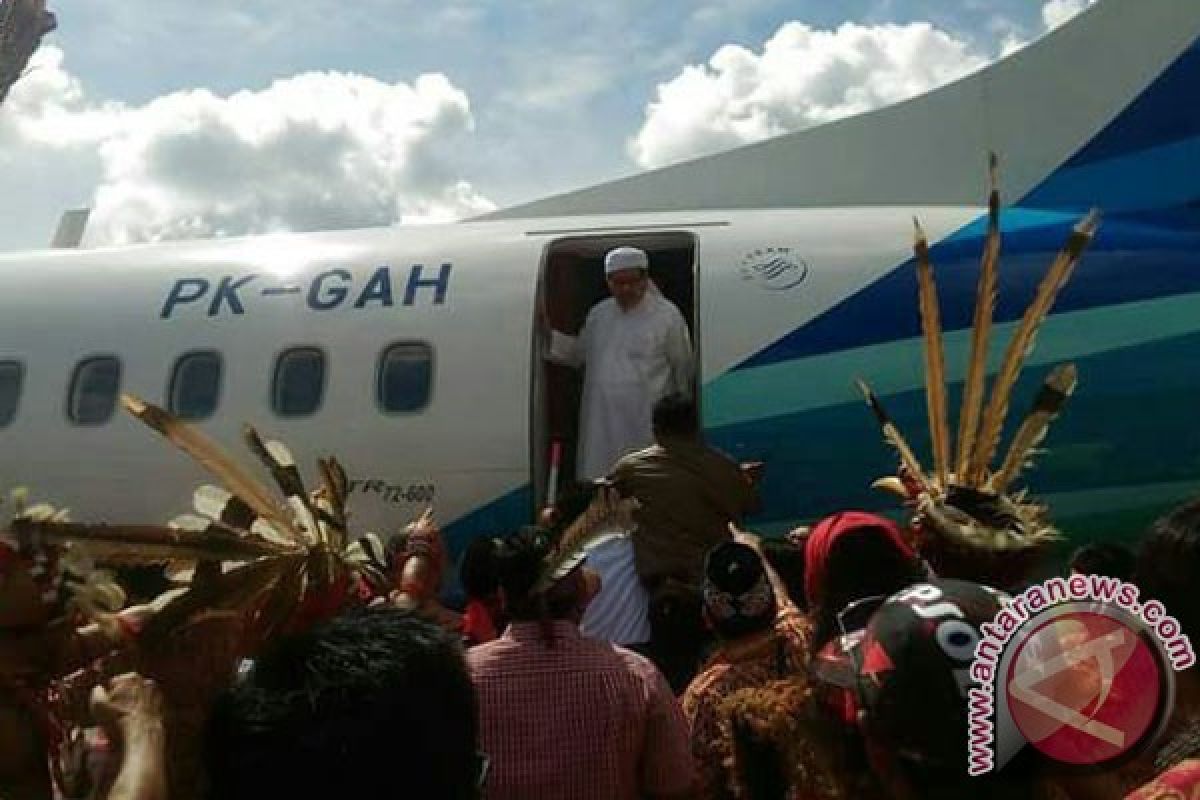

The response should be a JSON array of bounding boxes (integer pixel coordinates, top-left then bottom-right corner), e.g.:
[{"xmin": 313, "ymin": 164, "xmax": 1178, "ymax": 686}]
[{"xmin": 548, "ymin": 290, "xmax": 693, "ymax": 480}]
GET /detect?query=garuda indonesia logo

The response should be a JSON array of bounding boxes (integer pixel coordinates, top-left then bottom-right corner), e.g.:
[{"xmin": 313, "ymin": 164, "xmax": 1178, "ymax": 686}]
[{"xmin": 739, "ymin": 247, "xmax": 809, "ymax": 291}]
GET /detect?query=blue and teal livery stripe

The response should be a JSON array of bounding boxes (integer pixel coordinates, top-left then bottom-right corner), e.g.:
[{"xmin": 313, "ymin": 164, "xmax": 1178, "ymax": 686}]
[
  {"xmin": 734, "ymin": 214, "xmax": 1200, "ymax": 371},
  {"xmin": 705, "ymin": 290, "xmax": 1200, "ymax": 430}
]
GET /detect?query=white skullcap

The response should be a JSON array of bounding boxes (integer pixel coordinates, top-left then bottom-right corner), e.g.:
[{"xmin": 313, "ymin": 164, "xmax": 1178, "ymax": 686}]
[{"xmin": 604, "ymin": 246, "xmax": 649, "ymax": 275}]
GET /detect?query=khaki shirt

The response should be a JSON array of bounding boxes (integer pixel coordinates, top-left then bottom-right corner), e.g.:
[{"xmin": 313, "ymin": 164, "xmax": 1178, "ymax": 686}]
[{"xmin": 611, "ymin": 439, "xmax": 756, "ymax": 589}]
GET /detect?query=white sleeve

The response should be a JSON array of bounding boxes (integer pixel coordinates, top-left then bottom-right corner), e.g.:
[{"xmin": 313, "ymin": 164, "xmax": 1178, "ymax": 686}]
[{"xmin": 546, "ymin": 327, "xmax": 585, "ymax": 368}]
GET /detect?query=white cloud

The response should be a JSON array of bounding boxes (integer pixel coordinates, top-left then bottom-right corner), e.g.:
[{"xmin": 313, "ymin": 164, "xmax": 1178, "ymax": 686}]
[
  {"xmin": 1042, "ymin": 0, "xmax": 1095, "ymax": 31},
  {"xmin": 2, "ymin": 46, "xmax": 493, "ymax": 246},
  {"xmin": 629, "ymin": 20, "xmax": 988, "ymax": 169},
  {"xmin": 628, "ymin": 0, "xmax": 1105, "ymax": 171}
]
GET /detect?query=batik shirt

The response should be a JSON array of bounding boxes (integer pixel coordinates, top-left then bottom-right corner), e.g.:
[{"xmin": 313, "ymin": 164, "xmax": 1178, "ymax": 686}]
[{"xmin": 682, "ymin": 604, "xmax": 813, "ymax": 799}]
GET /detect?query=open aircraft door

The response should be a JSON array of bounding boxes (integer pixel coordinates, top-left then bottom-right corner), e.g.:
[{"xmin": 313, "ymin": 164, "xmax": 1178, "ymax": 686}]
[{"xmin": 531, "ymin": 231, "xmax": 699, "ymax": 513}]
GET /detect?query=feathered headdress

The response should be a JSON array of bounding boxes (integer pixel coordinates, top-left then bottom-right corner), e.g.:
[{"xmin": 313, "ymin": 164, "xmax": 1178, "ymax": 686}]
[
  {"xmin": 11, "ymin": 399, "xmax": 422, "ymax": 800},
  {"xmin": 16, "ymin": 394, "xmax": 397, "ymax": 650},
  {"xmin": 858, "ymin": 156, "xmax": 1097, "ymax": 587},
  {"xmin": 0, "ymin": 489, "xmax": 126, "ymax": 631},
  {"xmin": 533, "ymin": 485, "xmax": 637, "ymax": 593}
]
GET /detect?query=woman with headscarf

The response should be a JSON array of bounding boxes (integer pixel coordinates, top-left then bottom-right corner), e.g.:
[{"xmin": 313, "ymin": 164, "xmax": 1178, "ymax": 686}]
[
  {"xmin": 802, "ymin": 510, "xmax": 928, "ymax": 744},
  {"xmin": 803, "ymin": 511, "xmax": 926, "ymax": 652}
]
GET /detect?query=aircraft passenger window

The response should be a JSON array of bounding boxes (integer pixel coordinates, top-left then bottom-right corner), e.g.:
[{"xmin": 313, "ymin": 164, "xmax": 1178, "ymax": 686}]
[
  {"xmin": 377, "ymin": 342, "xmax": 433, "ymax": 413},
  {"xmin": 69, "ymin": 356, "xmax": 121, "ymax": 425},
  {"xmin": 272, "ymin": 347, "xmax": 325, "ymax": 417},
  {"xmin": 0, "ymin": 361, "xmax": 22, "ymax": 427},
  {"xmin": 169, "ymin": 350, "xmax": 223, "ymax": 420}
]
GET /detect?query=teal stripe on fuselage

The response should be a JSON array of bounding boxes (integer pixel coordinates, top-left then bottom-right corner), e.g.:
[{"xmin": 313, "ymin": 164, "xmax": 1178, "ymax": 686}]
[
  {"xmin": 704, "ymin": 290, "xmax": 1200, "ymax": 429},
  {"xmin": 707, "ymin": 327, "xmax": 1200, "ymax": 541}
]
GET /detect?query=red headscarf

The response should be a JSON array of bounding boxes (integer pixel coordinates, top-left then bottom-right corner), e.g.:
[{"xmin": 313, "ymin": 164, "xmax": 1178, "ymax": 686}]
[{"xmin": 803, "ymin": 511, "xmax": 915, "ymax": 609}]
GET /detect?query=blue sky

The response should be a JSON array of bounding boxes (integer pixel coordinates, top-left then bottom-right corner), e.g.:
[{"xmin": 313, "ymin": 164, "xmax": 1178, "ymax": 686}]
[{"xmin": 0, "ymin": 0, "xmax": 1087, "ymax": 250}]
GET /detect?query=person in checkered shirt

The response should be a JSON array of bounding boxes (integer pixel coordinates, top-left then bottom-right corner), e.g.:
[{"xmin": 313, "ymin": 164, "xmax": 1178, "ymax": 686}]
[{"xmin": 467, "ymin": 528, "xmax": 697, "ymax": 800}]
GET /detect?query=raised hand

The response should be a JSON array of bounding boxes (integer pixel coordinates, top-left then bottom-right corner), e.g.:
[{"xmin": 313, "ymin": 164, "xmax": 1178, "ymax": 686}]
[
  {"xmin": 89, "ymin": 672, "xmax": 164, "ymax": 738},
  {"xmin": 90, "ymin": 672, "xmax": 167, "ymax": 800}
]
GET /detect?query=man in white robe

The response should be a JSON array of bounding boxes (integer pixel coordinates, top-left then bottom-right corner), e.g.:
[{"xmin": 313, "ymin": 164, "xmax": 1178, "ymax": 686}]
[{"xmin": 546, "ymin": 246, "xmax": 694, "ymax": 480}]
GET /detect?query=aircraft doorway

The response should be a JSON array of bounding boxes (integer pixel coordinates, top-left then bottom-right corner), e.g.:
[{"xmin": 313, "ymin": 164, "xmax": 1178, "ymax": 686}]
[{"xmin": 532, "ymin": 232, "xmax": 698, "ymax": 512}]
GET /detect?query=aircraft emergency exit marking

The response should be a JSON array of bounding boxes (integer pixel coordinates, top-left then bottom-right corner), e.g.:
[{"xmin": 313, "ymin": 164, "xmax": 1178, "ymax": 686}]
[{"xmin": 160, "ymin": 263, "xmax": 453, "ymax": 318}]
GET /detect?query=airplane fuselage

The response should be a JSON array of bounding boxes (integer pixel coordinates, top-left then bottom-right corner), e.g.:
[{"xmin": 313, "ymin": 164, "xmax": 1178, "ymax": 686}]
[{"xmin": 1, "ymin": 205, "xmax": 1197, "ymax": 560}]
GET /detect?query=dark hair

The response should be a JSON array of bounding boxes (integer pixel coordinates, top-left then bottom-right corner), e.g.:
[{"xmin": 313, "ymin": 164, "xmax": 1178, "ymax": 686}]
[
  {"xmin": 730, "ymin": 717, "xmax": 790, "ymax": 800},
  {"xmin": 646, "ymin": 578, "xmax": 708, "ymax": 694},
  {"xmin": 381, "ymin": 530, "xmax": 410, "ymax": 580},
  {"xmin": 460, "ymin": 537, "xmax": 501, "ymax": 600},
  {"xmin": 1155, "ymin": 716, "xmax": 1200, "ymax": 773},
  {"xmin": 494, "ymin": 527, "xmax": 581, "ymax": 622},
  {"xmin": 546, "ymin": 486, "xmax": 593, "ymax": 537},
  {"xmin": 1135, "ymin": 499, "xmax": 1200, "ymax": 653},
  {"xmin": 760, "ymin": 539, "xmax": 807, "ymax": 611},
  {"xmin": 812, "ymin": 529, "xmax": 925, "ymax": 649},
  {"xmin": 1068, "ymin": 541, "xmax": 1135, "ymax": 580},
  {"xmin": 652, "ymin": 392, "xmax": 699, "ymax": 439},
  {"xmin": 205, "ymin": 608, "xmax": 480, "ymax": 800}
]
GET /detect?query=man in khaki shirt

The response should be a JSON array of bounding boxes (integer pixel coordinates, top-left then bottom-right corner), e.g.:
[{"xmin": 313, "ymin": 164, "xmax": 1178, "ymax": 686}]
[
  {"xmin": 611, "ymin": 393, "xmax": 758, "ymax": 591},
  {"xmin": 609, "ymin": 393, "xmax": 759, "ymax": 689}
]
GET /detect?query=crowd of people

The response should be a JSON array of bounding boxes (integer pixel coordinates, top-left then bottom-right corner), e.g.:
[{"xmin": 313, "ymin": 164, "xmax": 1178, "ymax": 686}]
[
  {"xmin": 2, "ymin": 389, "xmax": 1199, "ymax": 800},
  {"xmin": 3, "ymin": 244, "xmax": 1199, "ymax": 800}
]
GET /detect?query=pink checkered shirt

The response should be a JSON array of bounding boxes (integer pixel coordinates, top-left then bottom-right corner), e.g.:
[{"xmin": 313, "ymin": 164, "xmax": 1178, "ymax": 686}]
[{"xmin": 467, "ymin": 620, "xmax": 697, "ymax": 800}]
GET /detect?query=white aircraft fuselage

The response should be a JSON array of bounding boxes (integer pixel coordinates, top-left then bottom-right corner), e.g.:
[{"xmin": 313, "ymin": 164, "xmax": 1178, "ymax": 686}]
[{"xmin": 4, "ymin": 0, "xmax": 1200, "ymax": 566}]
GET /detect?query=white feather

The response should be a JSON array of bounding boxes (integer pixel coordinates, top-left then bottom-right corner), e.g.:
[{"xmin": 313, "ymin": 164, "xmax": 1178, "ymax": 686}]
[
  {"xmin": 251, "ymin": 518, "xmax": 294, "ymax": 548},
  {"xmin": 166, "ymin": 563, "xmax": 195, "ymax": 583},
  {"xmin": 22, "ymin": 503, "xmax": 58, "ymax": 522},
  {"xmin": 266, "ymin": 440, "xmax": 296, "ymax": 469},
  {"xmin": 193, "ymin": 484, "xmax": 234, "ymax": 521},
  {"xmin": 169, "ymin": 514, "xmax": 211, "ymax": 532},
  {"xmin": 286, "ymin": 496, "xmax": 318, "ymax": 545}
]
